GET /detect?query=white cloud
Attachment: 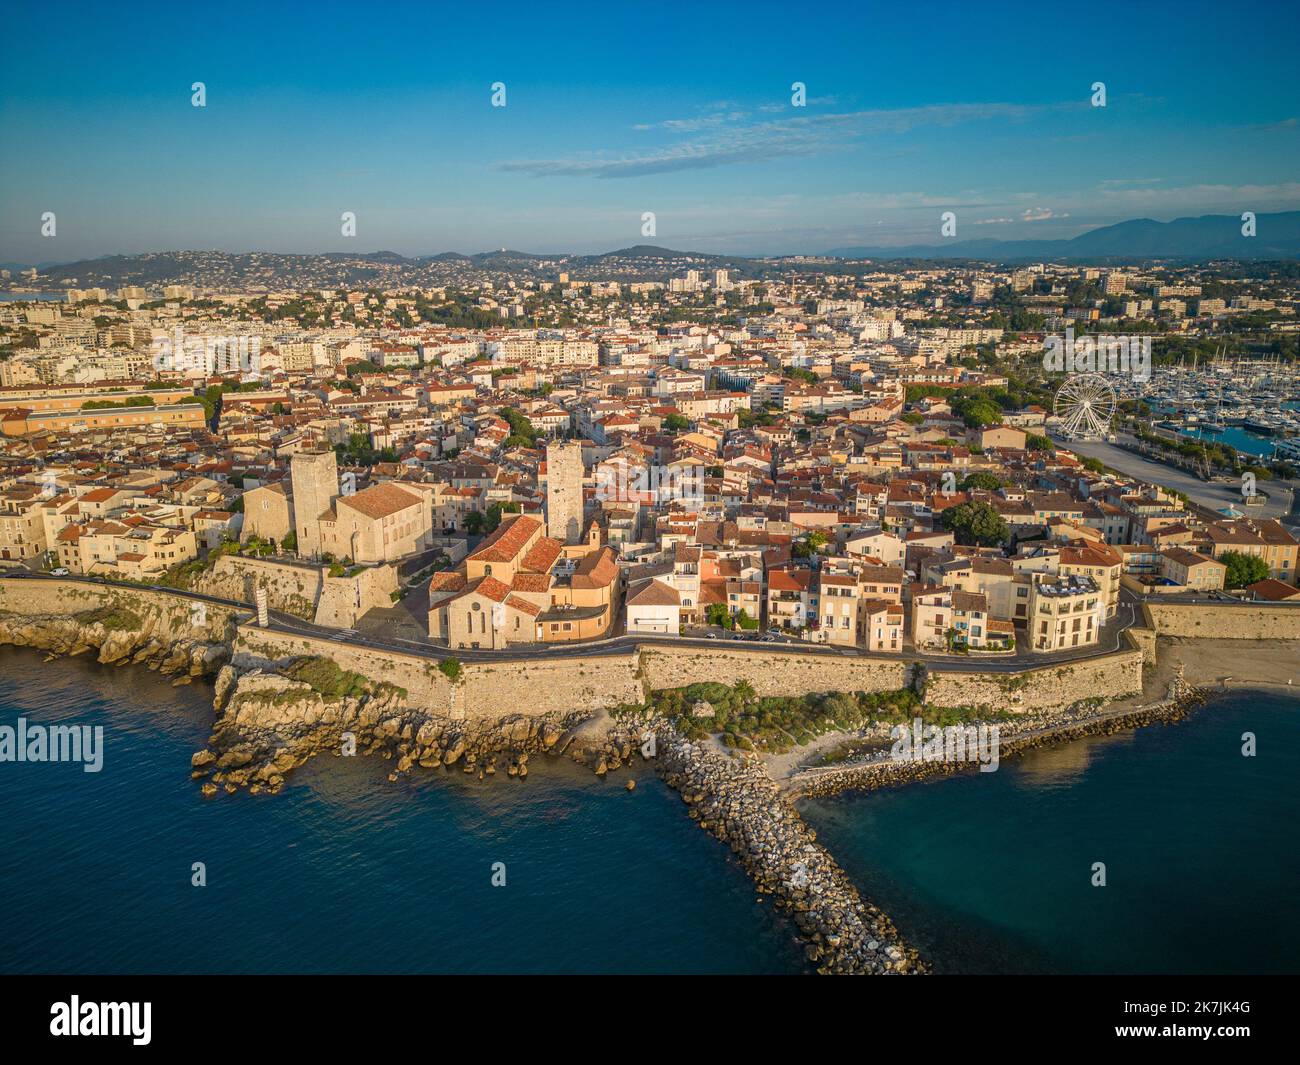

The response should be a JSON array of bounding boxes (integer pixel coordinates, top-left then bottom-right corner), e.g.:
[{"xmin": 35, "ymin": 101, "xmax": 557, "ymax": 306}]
[{"xmin": 500, "ymin": 101, "xmax": 1076, "ymax": 179}]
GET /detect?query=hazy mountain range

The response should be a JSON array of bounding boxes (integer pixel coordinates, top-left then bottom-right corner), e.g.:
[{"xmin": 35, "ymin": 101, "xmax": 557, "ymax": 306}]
[{"xmin": 825, "ymin": 212, "xmax": 1300, "ymax": 262}]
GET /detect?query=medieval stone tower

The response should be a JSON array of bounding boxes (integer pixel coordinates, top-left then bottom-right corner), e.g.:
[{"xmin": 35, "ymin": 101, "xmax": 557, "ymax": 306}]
[
  {"xmin": 545, "ymin": 440, "xmax": 584, "ymax": 545},
  {"xmin": 290, "ymin": 448, "xmax": 339, "ymax": 558}
]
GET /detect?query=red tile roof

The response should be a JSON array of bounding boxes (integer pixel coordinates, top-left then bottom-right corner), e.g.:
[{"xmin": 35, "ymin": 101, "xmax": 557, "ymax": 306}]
[
  {"xmin": 467, "ymin": 514, "xmax": 542, "ymax": 564},
  {"xmin": 521, "ymin": 535, "xmax": 563, "ymax": 574}
]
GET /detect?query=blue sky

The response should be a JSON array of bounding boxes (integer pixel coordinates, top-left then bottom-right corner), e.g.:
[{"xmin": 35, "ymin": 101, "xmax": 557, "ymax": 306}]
[{"xmin": 2, "ymin": 0, "xmax": 1298, "ymax": 263}]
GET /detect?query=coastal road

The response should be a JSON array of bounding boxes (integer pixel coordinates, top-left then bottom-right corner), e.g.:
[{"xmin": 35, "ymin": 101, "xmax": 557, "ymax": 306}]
[
  {"xmin": 1066, "ymin": 434, "xmax": 1300, "ymax": 527},
  {"xmin": 1, "ymin": 571, "xmax": 1150, "ymax": 675},
  {"xmin": 11, "ymin": 573, "xmax": 1290, "ymax": 680}
]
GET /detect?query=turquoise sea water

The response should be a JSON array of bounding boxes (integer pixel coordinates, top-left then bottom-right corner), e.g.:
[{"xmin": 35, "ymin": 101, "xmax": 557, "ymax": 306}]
[
  {"xmin": 0, "ymin": 647, "xmax": 804, "ymax": 974},
  {"xmin": 1176, "ymin": 424, "xmax": 1279, "ymax": 458},
  {"xmin": 801, "ymin": 690, "xmax": 1300, "ymax": 974}
]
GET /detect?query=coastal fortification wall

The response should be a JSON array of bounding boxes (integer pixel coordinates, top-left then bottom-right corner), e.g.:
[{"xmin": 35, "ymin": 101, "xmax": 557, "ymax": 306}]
[
  {"xmin": 0, "ymin": 578, "xmax": 243, "ymax": 675},
  {"xmin": 923, "ymin": 647, "xmax": 1145, "ymax": 712},
  {"xmin": 313, "ymin": 566, "xmax": 398, "ymax": 629},
  {"xmin": 232, "ymin": 624, "xmax": 643, "ymax": 718},
  {"xmin": 1141, "ymin": 601, "xmax": 1300, "ymax": 641},
  {"xmin": 197, "ymin": 555, "xmax": 323, "ymax": 619},
  {"xmin": 638, "ymin": 644, "xmax": 908, "ymax": 696},
  {"xmin": 9, "ymin": 578, "xmax": 1293, "ymax": 723},
  {"xmin": 0, "ymin": 578, "xmax": 243, "ymax": 644},
  {"xmin": 194, "ymin": 556, "xmax": 399, "ymax": 628},
  {"xmin": 1124, "ymin": 623, "xmax": 1158, "ymax": 666}
]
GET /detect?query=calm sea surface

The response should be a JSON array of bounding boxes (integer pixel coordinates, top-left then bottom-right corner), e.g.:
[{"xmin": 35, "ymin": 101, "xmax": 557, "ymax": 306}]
[
  {"xmin": 3, "ymin": 647, "xmax": 1296, "ymax": 974},
  {"xmin": 0, "ymin": 647, "xmax": 804, "ymax": 974},
  {"xmin": 801, "ymin": 689, "xmax": 1300, "ymax": 974}
]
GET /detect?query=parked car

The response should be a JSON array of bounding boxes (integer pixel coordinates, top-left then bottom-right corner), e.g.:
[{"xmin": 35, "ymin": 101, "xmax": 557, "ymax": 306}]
[{"xmin": 50, "ymin": 568, "xmax": 69, "ymax": 576}]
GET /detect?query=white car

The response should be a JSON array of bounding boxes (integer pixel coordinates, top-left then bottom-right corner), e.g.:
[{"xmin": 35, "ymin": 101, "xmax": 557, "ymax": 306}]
[{"xmin": 50, "ymin": 568, "xmax": 69, "ymax": 576}]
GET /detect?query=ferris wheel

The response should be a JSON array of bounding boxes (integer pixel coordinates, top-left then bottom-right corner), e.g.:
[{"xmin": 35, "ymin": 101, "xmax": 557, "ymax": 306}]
[{"xmin": 1053, "ymin": 373, "xmax": 1116, "ymax": 439}]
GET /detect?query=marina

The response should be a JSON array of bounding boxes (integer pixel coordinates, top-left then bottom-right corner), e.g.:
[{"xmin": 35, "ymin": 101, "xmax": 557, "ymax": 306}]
[{"xmin": 1119, "ymin": 357, "xmax": 1300, "ymax": 463}]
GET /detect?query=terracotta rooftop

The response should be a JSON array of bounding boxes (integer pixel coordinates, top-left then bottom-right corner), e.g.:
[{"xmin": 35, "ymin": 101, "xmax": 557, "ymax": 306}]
[
  {"xmin": 472, "ymin": 575, "xmax": 512, "ymax": 602},
  {"xmin": 505, "ymin": 594, "xmax": 540, "ymax": 616},
  {"xmin": 337, "ymin": 482, "xmax": 421, "ymax": 520},
  {"xmin": 467, "ymin": 513, "xmax": 543, "ymax": 564},
  {"xmin": 521, "ymin": 535, "xmax": 563, "ymax": 575},
  {"xmin": 572, "ymin": 546, "xmax": 618, "ymax": 588},
  {"xmin": 80, "ymin": 487, "xmax": 122, "ymax": 503},
  {"xmin": 428, "ymin": 571, "xmax": 467, "ymax": 594},
  {"xmin": 627, "ymin": 578, "xmax": 680, "ymax": 607},
  {"xmin": 1246, "ymin": 578, "xmax": 1300, "ymax": 601},
  {"xmin": 510, "ymin": 572, "xmax": 551, "ymax": 593}
]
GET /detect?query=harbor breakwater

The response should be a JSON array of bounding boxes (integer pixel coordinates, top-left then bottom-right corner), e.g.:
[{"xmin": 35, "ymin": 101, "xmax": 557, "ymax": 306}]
[
  {"xmin": 792, "ymin": 671, "xmax": 1210, "ymax": 799},
  {"xmin": 656, "ymin": 725, "xmax": 924, "ymax": 974}
]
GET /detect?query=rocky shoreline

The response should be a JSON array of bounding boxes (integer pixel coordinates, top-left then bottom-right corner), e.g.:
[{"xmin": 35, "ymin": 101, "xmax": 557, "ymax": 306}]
[
  {"xmin": 0, "ymin": 609, "xmax": 229, "ymax": 678},
  {"xmin": 191, "ymin": 661, "xmax": 651, "ymax": 796},
  {"xmin": 791, "ymin": 671, "xmax": 1209, "ymax": 800}
]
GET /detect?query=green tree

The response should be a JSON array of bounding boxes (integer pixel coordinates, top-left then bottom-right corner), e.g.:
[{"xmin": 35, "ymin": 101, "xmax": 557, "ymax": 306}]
[
  {"xmin": 497, "ymin": 407, "xmax": 537, "ymax": 444},
  {"xmin": 959, "ymin": 472, "xmax": 1003, "ymax": 491},
  {"xmin": 940, "ymin": 501, "xmax": 1010, "ymax": 547},
  {"xmin": 951, "ymin": 394, "xmax": 1003, "ymax": 428},
  {"xmin": 1219, "ymin": 550, "xmax": 1269, "ymax": 589},
  {"xmin": 483, "ymin": 501, "xmax": 520, "ymax": 533},
  {"xmin": 706, "ymin": 603, "xmax": 733, "ymax": 629}
]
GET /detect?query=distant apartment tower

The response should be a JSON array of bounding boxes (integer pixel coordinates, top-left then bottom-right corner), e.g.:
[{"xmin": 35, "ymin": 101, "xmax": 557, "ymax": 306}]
[
  {"xmin": 545, "ymin": 441, "xmax": 584, "ymax": 545},
  {"xmin": 290, "ymin": 449, "xmax": 339, "ymax": 558},
  {"xmin": 66, "ymin": 288, "xmax": 108, "ymax": 304}
]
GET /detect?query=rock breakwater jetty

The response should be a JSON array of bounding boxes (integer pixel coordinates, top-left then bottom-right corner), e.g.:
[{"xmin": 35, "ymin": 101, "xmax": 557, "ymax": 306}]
[
  {"xmin": 656, "ymin": 724, "xmax": 925, "ymax": 975},
  {"xmin": 793, "ymin": 669, "xmax": 1209, "ymax": 800}
]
